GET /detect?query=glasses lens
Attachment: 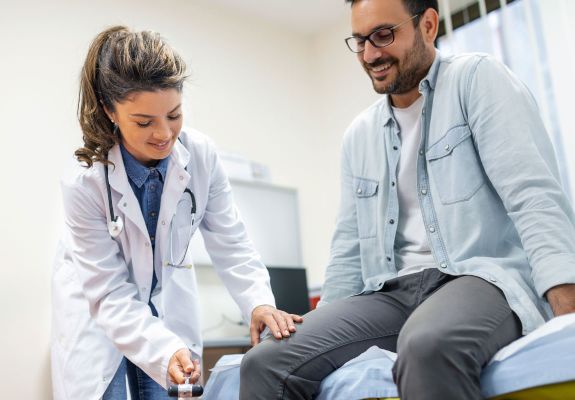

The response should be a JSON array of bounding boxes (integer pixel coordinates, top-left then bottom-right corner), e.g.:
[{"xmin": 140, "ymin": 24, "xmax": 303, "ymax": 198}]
[
  {"xmin": 346, "ymin": 37, "xmax": 364, "ymax": 53},
  {"xmin": 371, "ymin": 28, "xmax": 394, "ymax": 47}
]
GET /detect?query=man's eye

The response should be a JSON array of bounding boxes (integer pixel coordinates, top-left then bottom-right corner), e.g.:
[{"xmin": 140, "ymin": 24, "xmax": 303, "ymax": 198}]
[
  {"xmin": 372, "ymin": 30, "xmax": 393, "ymax": 42},
  {"xmin": 137, "ymin": 121, "xmax": 152, "ymax": 128}
]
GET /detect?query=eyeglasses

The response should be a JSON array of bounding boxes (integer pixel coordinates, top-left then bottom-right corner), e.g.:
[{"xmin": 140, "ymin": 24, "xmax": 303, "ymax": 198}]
[{"xmin": 345, "ymin": 14, "xmax": 420, "ymax": 53}]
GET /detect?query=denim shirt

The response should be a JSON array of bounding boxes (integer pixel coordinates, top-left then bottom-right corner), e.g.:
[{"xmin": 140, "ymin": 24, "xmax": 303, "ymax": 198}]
[
  {"xmin": 320, "ymin": 51, "xmax": 575, "ymax": 334},
  {"xmin": 120, "ymin": 144, "xmax": 169, "ymax": 314}
]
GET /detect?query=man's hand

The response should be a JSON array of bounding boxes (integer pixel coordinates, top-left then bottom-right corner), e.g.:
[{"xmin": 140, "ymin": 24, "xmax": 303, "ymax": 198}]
[
  {"xmin": 546, "ymin": 284, "xmax": 575, "ymax": 316},
  {"xmin": 250, "ymin": 304, "xmax": 304, "ymax": 345},
  {"xmin": 168, "ymin": 348, "xmax": 201, "ymax": 384}
]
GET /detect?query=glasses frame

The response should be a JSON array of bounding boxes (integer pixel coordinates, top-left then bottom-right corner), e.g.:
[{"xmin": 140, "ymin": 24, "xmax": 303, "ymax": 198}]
[{"xmin": 345, "ymin": 14, "xmax": 421, "ymax": 53}]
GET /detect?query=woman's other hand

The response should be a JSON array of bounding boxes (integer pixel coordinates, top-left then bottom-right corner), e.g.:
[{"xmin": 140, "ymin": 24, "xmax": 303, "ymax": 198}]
[
  {"xmin": 168, "ymin": 348, "xmax": 201, "ymax": 384},
  {"xmin": 250, "ymin": 304, "xmax": 304, "ymax": 345}
]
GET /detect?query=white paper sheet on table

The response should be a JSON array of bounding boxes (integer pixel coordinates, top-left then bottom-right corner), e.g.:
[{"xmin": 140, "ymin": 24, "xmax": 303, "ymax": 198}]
[
  {"xmin": 488, "ymin": 313, "xmax": 575, "ymax": 364},
  {"xmin": 340, "ymin": 345, "xmax": 398, "ymax": 368},
  {"xmin": 209, "ymin": 354, "xmax": 244, "ymax": 373}
]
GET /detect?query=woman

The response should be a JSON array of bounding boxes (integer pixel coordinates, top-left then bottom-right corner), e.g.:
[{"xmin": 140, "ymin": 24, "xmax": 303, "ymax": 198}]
[{"xmin": 51, "ymin": 26, "xmax": 302, "ymax": 400}]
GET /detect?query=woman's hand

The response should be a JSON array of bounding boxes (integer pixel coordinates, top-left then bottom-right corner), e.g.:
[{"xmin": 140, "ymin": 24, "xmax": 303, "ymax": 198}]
[
  {"xmin": 250, "ymin": 304, "xmax": 304, "ymax": 345},
  {"xmin": 168, "ymin": 348, "xmax": 201, "ymax": 384}
]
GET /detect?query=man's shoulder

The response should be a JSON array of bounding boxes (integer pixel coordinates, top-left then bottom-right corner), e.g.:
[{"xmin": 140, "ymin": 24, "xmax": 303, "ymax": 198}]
[
  {"xmin": 343, "ymin": 97, "xmax": 388, "ymax": 143},
  {"xmin": 438, "ymin": 52, "xmax": 501, "ymax": 80}
]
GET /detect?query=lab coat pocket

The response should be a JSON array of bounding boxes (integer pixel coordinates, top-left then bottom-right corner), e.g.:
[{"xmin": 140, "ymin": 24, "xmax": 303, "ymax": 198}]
[
  {"xmin": 168, "ymin": 219, "xmax": 200, "ymax": 269},
  {"xmin": 426, "ymin": 125, "xmax": 485, "ymax": 205},
  {"xmin": 353, "ymin": 177, "xmax": 379, "ymax": 239}
]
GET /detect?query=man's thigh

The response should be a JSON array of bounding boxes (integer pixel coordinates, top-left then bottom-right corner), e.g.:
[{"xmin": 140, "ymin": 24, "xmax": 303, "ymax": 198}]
[
  {"xmin": 246, "ymin": 291, "xmax": 408, "ymax": 384},
  {"xmin": 399, "ymin": 275, "xmax": 522, "ymax": 368}
]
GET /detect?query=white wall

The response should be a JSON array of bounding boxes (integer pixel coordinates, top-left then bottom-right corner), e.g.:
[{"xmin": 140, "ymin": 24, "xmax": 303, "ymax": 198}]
[
  {"xmin": 538, "ymin": 0, "xmax": 575, "ymax": 200},
  {"xmin": 0, "ymin": 0, "xmax": 371, "ymax": 397},
  {"xmin": 2, "ymin": 0, "xmax": 574, "ymax": 398}
]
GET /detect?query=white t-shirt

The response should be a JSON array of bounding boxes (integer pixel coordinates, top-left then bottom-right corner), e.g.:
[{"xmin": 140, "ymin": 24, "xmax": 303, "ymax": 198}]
[{"xmin": 392, "ymin": 96, "xmax": 437, "ymax": 276}]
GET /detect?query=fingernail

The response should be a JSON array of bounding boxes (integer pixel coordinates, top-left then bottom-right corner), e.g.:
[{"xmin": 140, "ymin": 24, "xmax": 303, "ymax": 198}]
[
  {"xmin": 284, "ymin": 330, "xmax": 290, "ymax": 335},
  {"xmin": 276, "ymin": 331, "xmax": 281, "ymax": 337}
]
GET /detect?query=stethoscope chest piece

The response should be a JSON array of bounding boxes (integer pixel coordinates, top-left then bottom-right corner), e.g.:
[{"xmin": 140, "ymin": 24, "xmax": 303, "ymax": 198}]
[{"xmin": 108, "ymin": 216, "xmax": 124, "ymax": 238}]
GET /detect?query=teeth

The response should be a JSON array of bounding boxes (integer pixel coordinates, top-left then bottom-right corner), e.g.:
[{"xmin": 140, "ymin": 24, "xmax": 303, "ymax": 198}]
[{"xmin": 372, "ymin": 63, "xmax": 392, "ymax": 72}]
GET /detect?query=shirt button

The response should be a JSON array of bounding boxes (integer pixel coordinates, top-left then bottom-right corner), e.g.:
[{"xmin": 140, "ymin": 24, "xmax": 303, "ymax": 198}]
[
  {"xmin": 357, "ymin": 188, "xmax": 362, "ymax": 194},
  {"xmin": 123, "ymin": 202, "xmax": 127, "ymax": 207},
  {"xmin": 150, "ymin": 185, "xmax": 156, "ymax": 191},
  {"xmin": 393, "ymin": 146, "xmax": 399, "ymax": 150},
  {"xmin": 179, "ymin": 176, "xmax": 184, "ymax": 181},
  {"xmin": 445, "ymin": 144, "xmax": 451, "ymax": 151},
  {"xmin": 389, "ymin": 219, "xmax": 395, "ymax": 224},
  {"xmin": 161, "ymin": 220, "xmax": 166, "ymax": 226},
  {"xmin": 150, "ymin": 212, "xmax": 157, "ymax": 217},
  {"xmin": 391, "ymin": 181, "xmax": 396, "ymax": 187},
  {"xmin": 429, "ymin": 226, "xmax": 436, "ymax": 233},
  {"xmin": 145, "ymin": 242, "xmax": 150, "ymax": 247},
  {"xmin": 440, "ymin": 262, "xmax": 448, "ymax": 269},
  {"xmin": 421, "ymin": 189, "xmax": 427, "ymax": 195},
  {"xmin": 419, "ymin": 149, "xmax": 424, "ymax": 156},
  {"xmin": 386, "ymin": 256, "xmax": 392, "ymax": 262},
  {"xmin": 489, "ymin": 277, "xmax": 497, "ymax": 283},
  {"xmin": 150, "ymin": 235, "xmax": 155, "ymax": 241}
]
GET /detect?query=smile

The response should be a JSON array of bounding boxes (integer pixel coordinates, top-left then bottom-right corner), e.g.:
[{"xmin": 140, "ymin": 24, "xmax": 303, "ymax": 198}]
[
  {"xmin": 149, "ymin": 140, "xmax": 170, "ymax": 150},
  {"xmin": 370, "ymin": 62, "xmax": 393, "ymax": 72}
]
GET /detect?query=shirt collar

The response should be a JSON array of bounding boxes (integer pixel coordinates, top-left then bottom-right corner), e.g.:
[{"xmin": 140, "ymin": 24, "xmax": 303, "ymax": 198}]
[
  {"xmin": 419, "ymin": 49, "xmax": 441, "ymax": 91},
  {"xmin": 120, "ymin": 143, "xmax": 169, "ymax": 188},
  {"xmin": 380, "ymin": 49, "xmax": 442, "ymax": 128}
]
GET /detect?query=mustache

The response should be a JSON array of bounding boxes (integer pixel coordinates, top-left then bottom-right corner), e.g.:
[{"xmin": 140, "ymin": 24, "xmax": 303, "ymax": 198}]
[{"xmin": 365, "ymin": 57, "xmax": 397, "ymax": 69}]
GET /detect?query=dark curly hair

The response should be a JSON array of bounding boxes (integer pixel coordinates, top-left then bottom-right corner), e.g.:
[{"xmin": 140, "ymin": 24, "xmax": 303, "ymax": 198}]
[{"xmin": 75, "ymin": 25, "xmax": 187, "ymax": 167}]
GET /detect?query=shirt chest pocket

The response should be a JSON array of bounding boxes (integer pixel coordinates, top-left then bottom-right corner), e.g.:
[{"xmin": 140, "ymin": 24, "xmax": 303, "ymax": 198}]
[
  {"xmin": 353, "ymin": 177, "xmax": 379, "ymax": 239},
  {"xmin": 426, "ymin": 125, "xmax": 486, "ymax": 205}
]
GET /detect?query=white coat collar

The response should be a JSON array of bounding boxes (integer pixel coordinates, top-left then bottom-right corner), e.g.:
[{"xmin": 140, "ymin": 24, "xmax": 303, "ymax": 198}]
[{"xmin": 106, "ymin": 136, "xmax": 192, "ymax": 245}]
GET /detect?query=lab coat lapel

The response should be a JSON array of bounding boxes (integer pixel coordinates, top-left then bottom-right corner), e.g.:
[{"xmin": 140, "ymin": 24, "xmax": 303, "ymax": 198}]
[
  {"xmin": 156, "ymin": 139, "xmax": 191, "ymax": 265},
  {"xmin": 159, "ymin": 139, "xmax": 191, "ymax": 227},
  {"xmin": 107, "ymin": 145, "xmax": 149, "ymax": 239}
]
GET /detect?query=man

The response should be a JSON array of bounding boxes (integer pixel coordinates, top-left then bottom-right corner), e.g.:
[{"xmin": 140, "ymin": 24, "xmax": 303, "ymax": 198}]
[{"xmin": 240, "ymin": 0, "xmax": 575, "ymax": 398}]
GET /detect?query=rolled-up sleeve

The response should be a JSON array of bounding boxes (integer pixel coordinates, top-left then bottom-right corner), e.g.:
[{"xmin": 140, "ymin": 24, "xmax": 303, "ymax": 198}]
[{"xmin": 467, "ymin": 56, "xmax": 575, "ymax": 297}]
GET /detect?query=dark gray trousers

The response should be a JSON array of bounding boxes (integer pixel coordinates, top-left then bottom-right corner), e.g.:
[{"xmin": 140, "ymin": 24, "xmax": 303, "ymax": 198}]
[{"xmin": 239, "ymin": 269, "xmax": 521, "ymax": 400}]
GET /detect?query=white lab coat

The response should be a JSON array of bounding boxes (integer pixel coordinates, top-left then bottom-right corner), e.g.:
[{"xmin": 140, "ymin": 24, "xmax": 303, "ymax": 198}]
[{"xmin": 51, "ymin": 129, "xmax": 275, "ymax": 400}]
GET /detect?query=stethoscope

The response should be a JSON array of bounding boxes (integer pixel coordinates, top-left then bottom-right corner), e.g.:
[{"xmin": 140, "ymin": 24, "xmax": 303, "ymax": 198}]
[{"xmin": 104, "ymin": 160, "xmax": 197, "ymax": 268}]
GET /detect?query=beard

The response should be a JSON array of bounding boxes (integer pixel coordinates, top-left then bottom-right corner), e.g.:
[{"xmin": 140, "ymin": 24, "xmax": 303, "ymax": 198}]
[{"xmin": 365, "ymin": 28, "xmax": 432, "ymax": 95}]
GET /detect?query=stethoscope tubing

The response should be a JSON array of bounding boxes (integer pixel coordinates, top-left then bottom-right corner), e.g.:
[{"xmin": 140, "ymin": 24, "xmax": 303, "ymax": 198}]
[{"xmin": 104, "ymin": 161, "xmax": 197, "ymax": 264}]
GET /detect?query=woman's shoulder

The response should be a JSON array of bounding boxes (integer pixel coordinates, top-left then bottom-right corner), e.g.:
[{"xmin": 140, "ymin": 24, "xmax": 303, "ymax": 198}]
[
  {"xmin": 60, "ymin": 156, "xmax": 105, "ymax": 191},
  {"xmin": 178, "ymin": 127, "xmax": 217, "ymax": 152}
]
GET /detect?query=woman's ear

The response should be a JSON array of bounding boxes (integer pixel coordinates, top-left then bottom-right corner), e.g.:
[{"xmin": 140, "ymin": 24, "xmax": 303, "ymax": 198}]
[{"xmin": 100, "ymin": 100, "xmax": 116, "ymax": 123}]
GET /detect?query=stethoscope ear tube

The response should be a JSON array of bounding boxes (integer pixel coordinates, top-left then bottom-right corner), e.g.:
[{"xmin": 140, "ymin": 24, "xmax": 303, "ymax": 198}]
[
  {"xmin": 105, "ymin": 163, "xmax": 124, "ymax": 237},
  {"xmin": 104, "ymin": 157, "xmax": 195, "ymax": 242}
]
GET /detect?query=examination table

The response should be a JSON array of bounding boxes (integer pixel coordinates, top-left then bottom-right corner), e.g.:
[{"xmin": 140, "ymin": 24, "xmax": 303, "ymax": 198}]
[{"xmin": 201, "ymin": 314, "xmax": 575, "ymax": 399}]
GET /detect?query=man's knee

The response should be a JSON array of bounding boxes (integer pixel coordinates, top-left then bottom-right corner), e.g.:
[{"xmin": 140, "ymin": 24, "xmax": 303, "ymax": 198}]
[
  {"xmin": 240, "ymin": 340, "xmax": 273, "ymax": 379},
  {"xmin": 397, "ymin": 329, "xmax": 473, "ymax": 365}
]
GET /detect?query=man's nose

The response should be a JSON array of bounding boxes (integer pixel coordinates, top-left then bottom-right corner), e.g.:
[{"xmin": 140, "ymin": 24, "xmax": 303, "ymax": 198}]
[{"xmin": 362, "ymin": 40, "xmax": 382, "ymax": 64}]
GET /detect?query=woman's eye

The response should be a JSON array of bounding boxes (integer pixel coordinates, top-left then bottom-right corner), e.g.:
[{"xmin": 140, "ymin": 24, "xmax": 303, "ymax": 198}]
[
  {"xmin": 168, "ymin": 114, "xmax": 182, "ymax": 121},
  {"xmin": 136, "ymin": 121, "xmax": 152, "ymax": 128}
]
